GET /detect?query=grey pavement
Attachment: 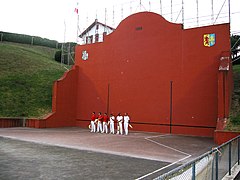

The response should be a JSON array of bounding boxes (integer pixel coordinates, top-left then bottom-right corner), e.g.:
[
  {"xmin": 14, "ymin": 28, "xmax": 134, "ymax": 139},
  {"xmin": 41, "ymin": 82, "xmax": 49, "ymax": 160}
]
[{"xmin": 0, "ymin": 127, "xmax": 217, "ymax": 179}]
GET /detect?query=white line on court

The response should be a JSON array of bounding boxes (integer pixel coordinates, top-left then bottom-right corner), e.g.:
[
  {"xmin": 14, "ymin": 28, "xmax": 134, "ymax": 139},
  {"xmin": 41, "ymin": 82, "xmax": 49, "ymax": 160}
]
[
  {"xmin": 135, "ymin": 134, "xmax": 192, "ymax": 179},
  {"xmin": 145, "ymin": 135, "xmax": 191, "ymax": 156}
]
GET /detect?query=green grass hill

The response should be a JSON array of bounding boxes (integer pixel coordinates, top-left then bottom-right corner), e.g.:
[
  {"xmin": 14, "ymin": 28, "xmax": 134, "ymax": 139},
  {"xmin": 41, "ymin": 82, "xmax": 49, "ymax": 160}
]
[
  {"xmin": 227, "ymin": 64, "xmax": 240, "ymax": 131},
  {"xmin": 0, "ymin": 42, "xmax": 67, "ymax": 118}
]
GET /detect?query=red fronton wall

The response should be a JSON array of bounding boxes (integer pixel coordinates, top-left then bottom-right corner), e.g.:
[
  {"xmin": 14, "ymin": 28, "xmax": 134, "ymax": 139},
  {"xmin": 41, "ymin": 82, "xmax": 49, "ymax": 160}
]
[
  {"xmin": 46, "ymin": 12, "xmax": 232, "ymax": 137},
  {"xmin": 43, "ymin": 66, "xmax": 79, "ymax": 127}
]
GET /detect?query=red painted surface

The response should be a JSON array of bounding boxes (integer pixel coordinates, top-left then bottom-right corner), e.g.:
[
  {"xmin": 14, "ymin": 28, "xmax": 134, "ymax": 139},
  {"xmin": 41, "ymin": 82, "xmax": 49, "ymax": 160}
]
[
  {"xmin": 0, "ymin": 118, "xmax": 22, "ymax": 128},
  {"xmin": 25, "ymin": 119, "xmax": 46, "ymax": 128},
  {"xmin": 0, "ymin": 117, "xmax": 48, "ymax": 128},
  {"xmin": 44, "ymin": 66, "xmax": 79, "ymax": 128},
  {"xmin": 42, "ymin": 12, "xmax": 232, "ymax": 137},
  {"xmin": 214, "ymin": 131, "xmax": 240, "ymax": 145}
]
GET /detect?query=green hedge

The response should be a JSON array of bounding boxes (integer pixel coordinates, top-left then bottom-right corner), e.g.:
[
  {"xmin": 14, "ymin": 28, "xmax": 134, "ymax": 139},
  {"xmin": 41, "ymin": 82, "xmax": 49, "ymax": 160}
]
[{"xmin": 0, "ymin": 31, "xmax": 59, "ymax": 49}]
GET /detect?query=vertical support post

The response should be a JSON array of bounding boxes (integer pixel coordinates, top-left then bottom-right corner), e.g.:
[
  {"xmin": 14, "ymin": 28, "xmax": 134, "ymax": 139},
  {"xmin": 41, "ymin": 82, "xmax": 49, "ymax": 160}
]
[
  {"xmin": 121, "ymin": 5, "xmax": 123, "ymax": 20},
  {"xmin": 159, "ymin": 0, "xmax": 162, "ymax": 15},
  {"xmin": 216, "ymin": 151, "xmax": 219, "ymax": 180},
  {"xmin": 228, "ymin": 0, "xmax": 231, "ymax": 26},
  {"xmin": 211, "ymin": 0, "xmax": 214, "ymax": 24},
  {"xmin": 211, "ymin": 154, "xmax": 214, "ymax": 180},
  {"xmin": 228, "ymin": 0, "xmax": 231, "ymax": 52},
  {"xmin": 196, "ymin": 0, "xmax": 199, "ymax": 26},
  {"xmin": 130, "ymin": 2, "xmax": 132, "ymax": 14},
  {"xmin": 192, "ymin": 162, "xmax": 196, "ymax": 180},
  {"xmin": 170, "ymin": 81, "xmax": 173, "ymax": 134},
  {"xmin": 22, "ymin": 117, "xmax": 26, "ymax": 127},
  {"xmin": 77, "ymin": 14, "xmax": 79, "ymax": 43},
  {"xmin": 229, "ymin": 142, "xmax": 232, "ymax": 175},
  {"xmin": 104, "ymin": 8, "xmax": 107, "ymax": 33},
  {"xmin": 238, "ymin": 137, "xmax": 240, "ymax": 165},
  {"xmin": 171, "ymin": 0, "xmax": 173, "ymax": 21},
  {"xmin": 112, "ymin": 6, "xmax": 115, "ymax": 27},
  {"xmin": 182, "ymin": 0, "xmax": 184, "ymax": 28},
  {"xmin": 68, "ymin": 43, "xmax": 71, "ymax": 65},
  {"xmin": 107, "ymin": 83, "xmax": 110, "ymax": 114}
]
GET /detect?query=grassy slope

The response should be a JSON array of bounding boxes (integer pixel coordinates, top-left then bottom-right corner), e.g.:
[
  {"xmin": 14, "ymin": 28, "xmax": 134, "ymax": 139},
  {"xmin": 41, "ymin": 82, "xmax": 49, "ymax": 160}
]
[
  {"xmin": 226, "ymin": 64, "xmax": 240, "ymax": 131},
  {"xmin": 0, "ymin": 42, "xmax": 67, "ymax": 118}
]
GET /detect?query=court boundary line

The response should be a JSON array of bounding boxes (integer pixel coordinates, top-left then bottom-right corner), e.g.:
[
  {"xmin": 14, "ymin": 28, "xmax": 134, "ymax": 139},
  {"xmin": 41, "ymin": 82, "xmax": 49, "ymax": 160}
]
[
  {"xmin": 145, "ymin": 135, "xmax": 191, "ymax": 156},
  {"xmin": 135, "ymin": 134, "xmax": 192, "ymax": 179}
]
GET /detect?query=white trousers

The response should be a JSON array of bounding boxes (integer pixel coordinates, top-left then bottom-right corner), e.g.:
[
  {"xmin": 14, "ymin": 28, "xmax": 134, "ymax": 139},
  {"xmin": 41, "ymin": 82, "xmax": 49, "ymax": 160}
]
[
  {"xmin": 90, "ymin": 121, "xmax": 95, "ymax": 132},
  {"xmin": 117, "ymin": 122, "xmax": 123, "ymax": 135},
  {"xmin": 102, "ymin": 122, "xmax": 108, "ymax": 133},
  {"xmin": 97, "ymin": 121, "xmax": 102, "ymax": 132},
  {"xmin": 124, "ymin": 122, "xmax": 129, "ymax": 135},
  {"xmin": 110, "ymin": 121, "xmax": 114, "ymax": 134}
]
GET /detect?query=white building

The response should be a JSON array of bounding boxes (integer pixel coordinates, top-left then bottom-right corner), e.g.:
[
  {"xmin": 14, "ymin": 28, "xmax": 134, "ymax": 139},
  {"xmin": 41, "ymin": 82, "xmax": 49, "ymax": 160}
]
[{"xmin": 79, "ymin": 19, "xmax": 115, "ymax": 45}]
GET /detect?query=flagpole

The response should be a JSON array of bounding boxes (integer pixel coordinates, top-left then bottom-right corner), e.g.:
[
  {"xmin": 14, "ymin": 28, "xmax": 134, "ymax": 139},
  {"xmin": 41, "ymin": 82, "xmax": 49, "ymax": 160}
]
[
  {"xmin": 77, "ymin": 14, "xmax": 79, "ymax": 43},
  {"xmin": 75, "ymin": 2, "xmax": 79, "ymax": 43}
]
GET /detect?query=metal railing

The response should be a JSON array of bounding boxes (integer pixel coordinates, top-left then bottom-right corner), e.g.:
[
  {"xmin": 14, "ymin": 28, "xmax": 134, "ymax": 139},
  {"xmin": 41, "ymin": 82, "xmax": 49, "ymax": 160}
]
[{"xmin": 155, "ymin": 135, "xmax": 240, "ymax": 180}]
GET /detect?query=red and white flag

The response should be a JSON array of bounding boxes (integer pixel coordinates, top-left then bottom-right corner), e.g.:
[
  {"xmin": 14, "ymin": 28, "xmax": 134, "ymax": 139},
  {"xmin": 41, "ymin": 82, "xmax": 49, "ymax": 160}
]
[{"xmin": 74, "ymin": 2, "xmax": 79, "ymax": 14}]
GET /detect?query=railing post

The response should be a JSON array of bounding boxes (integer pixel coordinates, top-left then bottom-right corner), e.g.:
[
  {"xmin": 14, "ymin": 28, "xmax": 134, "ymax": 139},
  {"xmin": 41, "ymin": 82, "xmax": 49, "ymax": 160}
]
[
  {"xmin": 238, "ymin": 137, "xmax": 240, "ymax": 165},
  {"xmin": 216, "ymin": 151, "xmax": 219, "ymax": 180},
  {"xmin": 192, "ymin": 162, "xmax": 196, "ymax": 180},
  {"xmin": 229, "ymin": 142, "xmax": 232, "ymax": 175},
  {"xmin": 23, "ymin": 117, "xmax": 26, "ymax": 127}
]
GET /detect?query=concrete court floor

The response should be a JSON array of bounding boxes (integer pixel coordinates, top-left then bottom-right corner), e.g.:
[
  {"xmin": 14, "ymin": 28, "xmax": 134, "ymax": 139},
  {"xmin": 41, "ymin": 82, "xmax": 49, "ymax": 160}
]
[{"xmin": 0, "ymin": 127, "xmax": 217, "ymax": 179}]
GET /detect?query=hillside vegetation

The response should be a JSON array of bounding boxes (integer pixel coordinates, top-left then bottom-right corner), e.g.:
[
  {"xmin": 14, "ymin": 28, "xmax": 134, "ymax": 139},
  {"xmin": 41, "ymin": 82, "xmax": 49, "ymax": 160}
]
[
  {"xmin": 0, "ymin": 42, "xmax": 67, "ymax": 118},
  {"xmin": 226, "ymin": 64, "xmax": 240, "ymax": 131}
]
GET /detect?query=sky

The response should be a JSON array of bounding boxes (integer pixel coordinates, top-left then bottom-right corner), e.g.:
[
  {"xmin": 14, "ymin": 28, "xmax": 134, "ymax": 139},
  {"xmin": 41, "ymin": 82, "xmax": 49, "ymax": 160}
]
[{"xmin": 0, "ymin": 0, "xmax": 239, "ymax": 43}]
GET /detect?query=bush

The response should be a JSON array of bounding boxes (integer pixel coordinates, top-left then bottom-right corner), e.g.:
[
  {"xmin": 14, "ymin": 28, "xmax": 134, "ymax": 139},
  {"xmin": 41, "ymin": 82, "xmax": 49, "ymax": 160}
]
[
  {"xmin": 55, "ymin": 51, "xmax": 62, "ymax": 63},
  {"xmin": 231, "ymin": 114, "xmax": 240, "ymax": 125}
]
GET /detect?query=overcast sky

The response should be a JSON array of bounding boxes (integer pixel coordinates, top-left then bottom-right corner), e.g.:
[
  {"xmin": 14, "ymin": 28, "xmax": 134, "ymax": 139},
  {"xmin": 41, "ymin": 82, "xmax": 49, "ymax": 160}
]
[{"xmin": 0, "ymin": 0, "xmax": 239, "ymax": 43}]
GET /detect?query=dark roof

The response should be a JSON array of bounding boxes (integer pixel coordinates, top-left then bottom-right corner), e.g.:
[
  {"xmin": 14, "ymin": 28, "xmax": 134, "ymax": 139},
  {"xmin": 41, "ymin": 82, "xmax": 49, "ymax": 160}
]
[{"xmin": 79, "ymin": 19, "xmax": 115, "ymax": 38}]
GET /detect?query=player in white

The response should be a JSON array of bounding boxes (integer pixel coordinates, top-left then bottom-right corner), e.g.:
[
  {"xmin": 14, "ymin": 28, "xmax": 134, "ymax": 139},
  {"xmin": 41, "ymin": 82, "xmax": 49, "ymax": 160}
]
[
  {"xmin": 90, "ymin": 112, "xmax": 96, "ymax": 133},
  {"xmin": 102, "ymin": 113, "xmax": 109, "ymax": 134},
  {"xmin": 96, "ymin": 112, "xmax": 103, "ymax": 133},
  {"xmin": 109, "ymin": 113, "xmax": 115, "ymax": 134},
  {"xmin": 116, "ymin": 113, "xmax": 123, "ymax": 135},
  {"xmin": 123, "ymin": 113, "xmax": 130, "ymax": 135}
]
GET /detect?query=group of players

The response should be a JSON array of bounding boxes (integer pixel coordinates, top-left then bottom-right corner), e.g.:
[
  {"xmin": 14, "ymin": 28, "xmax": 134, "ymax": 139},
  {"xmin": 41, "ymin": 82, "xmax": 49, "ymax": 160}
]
[{"xmin": 90, "ymin": 112, "xmax": 131, "ymax": 135}]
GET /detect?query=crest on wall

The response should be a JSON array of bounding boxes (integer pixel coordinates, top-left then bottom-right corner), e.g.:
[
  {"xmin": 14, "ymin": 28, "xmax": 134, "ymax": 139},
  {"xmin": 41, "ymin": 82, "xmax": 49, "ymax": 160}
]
[
  {"xmin": 203, "ymin": 33, "xmax": 215, "ymax": 47},
  {"xmin": 82, "ymin": 50, "xmax": 88, "ymax": 60}
]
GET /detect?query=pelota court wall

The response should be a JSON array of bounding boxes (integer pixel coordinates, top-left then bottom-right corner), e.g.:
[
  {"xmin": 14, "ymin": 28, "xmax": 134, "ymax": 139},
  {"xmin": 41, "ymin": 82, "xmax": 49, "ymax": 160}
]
[{"xmin": 43, "ymin": 12, "xmax": 232, "ymax": 137}]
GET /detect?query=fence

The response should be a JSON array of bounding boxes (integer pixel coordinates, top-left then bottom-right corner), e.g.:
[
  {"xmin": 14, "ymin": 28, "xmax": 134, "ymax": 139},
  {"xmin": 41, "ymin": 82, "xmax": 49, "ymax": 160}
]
[
  {"xmin": 0, "ymin": 117, "xmax": 25, "ymax": 128},
  {"xmin": 0, "ymin": 117, "xmax": 46, "ymax": 128},
  {"xmin": 155, "ymin": 135, "xmax": 240, "ymax": 180}
]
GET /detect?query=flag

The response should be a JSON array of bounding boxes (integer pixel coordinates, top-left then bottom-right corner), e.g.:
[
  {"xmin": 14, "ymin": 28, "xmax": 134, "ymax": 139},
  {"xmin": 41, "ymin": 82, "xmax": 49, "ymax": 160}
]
[{"xmin": 74, "ymin": 3, "xmax": 79, "ymax": 14}]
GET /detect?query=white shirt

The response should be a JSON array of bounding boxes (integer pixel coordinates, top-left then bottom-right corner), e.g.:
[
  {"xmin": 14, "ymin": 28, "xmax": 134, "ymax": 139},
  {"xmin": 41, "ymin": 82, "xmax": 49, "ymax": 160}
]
[
  {"xmin": 110, "ymin": 116, "xmax": 115, "ymax": 122},
  {"xmin": 124, "ymin": 115, "xmax": 130, "ymax": 123},
  {"xmin": 116, "ymin": 115, "xmax": 123, "ymax": 122}
]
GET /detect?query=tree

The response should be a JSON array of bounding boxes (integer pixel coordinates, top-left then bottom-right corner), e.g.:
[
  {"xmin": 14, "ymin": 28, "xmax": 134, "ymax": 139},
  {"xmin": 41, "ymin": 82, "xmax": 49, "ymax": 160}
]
[
  {"xmin": 231, "ymin": 35, "xmax": 240, "ymax": 49},
  {"xmin": 231, "ymin": 35, "xmax": 240, "ymax": 65}
]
